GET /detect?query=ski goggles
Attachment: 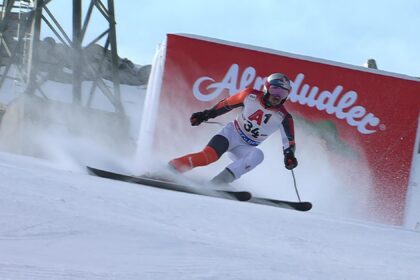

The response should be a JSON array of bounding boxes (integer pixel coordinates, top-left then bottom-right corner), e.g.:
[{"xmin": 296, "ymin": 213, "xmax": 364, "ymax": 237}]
[{"xmin": 269, "ymin": 86, "xmax": 289, "ymax": 99}]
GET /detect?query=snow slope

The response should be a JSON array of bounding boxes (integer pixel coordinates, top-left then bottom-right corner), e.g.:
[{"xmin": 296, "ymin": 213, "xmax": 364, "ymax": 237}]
[{"xmin": 0, "ymin": 151, "xmax": 419, "ymax": 280}]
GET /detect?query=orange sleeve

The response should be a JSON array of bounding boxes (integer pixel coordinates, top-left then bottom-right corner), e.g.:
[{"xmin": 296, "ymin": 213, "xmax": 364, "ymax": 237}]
[
  {"xmin": 213, "ymin": 88, "xmax": 252, "ymax": 110},
  {"xmin": 203, "ymin": 88, "xmax": 253, "ymax": 120}
]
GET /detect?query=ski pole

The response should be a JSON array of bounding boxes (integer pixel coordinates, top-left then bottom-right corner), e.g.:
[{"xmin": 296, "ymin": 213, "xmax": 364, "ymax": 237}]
[
  {"xmin": 291, "ymin": 170, "xmax": 302, "ymax": 202},
  {"xmin": 204, "ymin": 121, "xmax": 225, "ymax": 126}
]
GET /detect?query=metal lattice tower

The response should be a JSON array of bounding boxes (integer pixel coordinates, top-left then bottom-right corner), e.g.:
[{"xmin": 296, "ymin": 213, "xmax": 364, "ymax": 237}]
[{"xmin": 0, "ymin": 0, "xmax": 124, "ymax": 113}]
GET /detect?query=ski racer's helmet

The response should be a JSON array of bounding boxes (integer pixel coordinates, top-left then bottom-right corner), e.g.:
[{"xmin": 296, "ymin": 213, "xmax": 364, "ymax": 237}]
[{"xmin": 262, "ymin": 73, "xmax": 292, "ymax": 107}]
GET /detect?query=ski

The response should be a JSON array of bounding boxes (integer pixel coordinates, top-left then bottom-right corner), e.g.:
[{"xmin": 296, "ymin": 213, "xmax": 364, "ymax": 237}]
[
  {"xmin": 249, "ymin": 197, "xmax": 312, "ymax": 211},
  {"xmin": 86, "ymin": 166, "xmax": 312, "ymax": 211},
  {"xmin": 86, "ymin": 166, "xmax": 252, "ymax": 201}
]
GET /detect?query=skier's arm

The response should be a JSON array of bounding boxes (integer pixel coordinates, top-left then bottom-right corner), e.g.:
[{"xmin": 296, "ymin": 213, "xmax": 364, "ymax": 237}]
[
  {"xmin": 280, "ymin": 113, "xmax": 296, "ymax": 152},
  {"xmin": 209, "ymin": 88, "xmax": 251, "ymax": 116},
  {"xmin": 280, "ymin": 113, "xmax": 298, "ymax": 169},
  {"xmin": 190, "ymin": 88, "xmax": 251, "ymax": 126}
]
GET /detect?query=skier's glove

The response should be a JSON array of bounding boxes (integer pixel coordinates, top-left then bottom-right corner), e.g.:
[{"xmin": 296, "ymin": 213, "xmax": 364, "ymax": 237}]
[
  {"xmin": 190, "ymin": 110, "xmax": 212, "ymax": 126},
  {"xmin": 283, "ymin": 147, "xmax": 298, "ymax": 170}
]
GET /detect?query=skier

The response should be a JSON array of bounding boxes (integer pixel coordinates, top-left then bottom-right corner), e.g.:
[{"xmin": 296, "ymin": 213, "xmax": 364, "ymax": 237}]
[{"xmin": 169, "ymin": 73, "xmax": 298, "ymax": 184}]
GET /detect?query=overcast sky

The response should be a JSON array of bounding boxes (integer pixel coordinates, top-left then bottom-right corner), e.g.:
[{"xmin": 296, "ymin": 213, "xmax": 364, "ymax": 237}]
[{"xmin": 45, "ymin": 0, "xmax": 420, "ymax": 77}]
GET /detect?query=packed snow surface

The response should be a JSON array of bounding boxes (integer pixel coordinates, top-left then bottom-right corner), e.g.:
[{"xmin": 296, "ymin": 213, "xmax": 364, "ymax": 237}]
[{"xmin": 0, "ymin": 152, "xmax": 419, "ymax": 279}]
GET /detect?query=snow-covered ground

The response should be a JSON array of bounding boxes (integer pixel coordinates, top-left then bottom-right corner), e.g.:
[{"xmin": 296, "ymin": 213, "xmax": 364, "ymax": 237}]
[{"xmin": 0, "ymin": 151, "xmax": 419, "ymax": 280}]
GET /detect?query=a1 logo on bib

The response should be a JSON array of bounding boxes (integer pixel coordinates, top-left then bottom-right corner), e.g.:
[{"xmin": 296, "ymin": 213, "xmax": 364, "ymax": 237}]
[{"xmin": 248, "ymin": 110, "xmax": 272, "ymax": 125}]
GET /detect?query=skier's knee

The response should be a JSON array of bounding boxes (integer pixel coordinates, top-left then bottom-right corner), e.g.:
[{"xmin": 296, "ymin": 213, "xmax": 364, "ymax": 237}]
[
  {"xmin": 207, "ymin": 134, "xmax": 229, "ymax": 157},
  {"xmin": 242, "ymin": 149, "xmax": 264, "ymax": 174},
  {"xmin": 250, "ymin": 148, "xmax": 264, "ymax": 166}
]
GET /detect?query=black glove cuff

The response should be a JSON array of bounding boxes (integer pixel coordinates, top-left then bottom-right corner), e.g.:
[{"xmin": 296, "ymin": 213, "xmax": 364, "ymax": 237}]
[
  {"xmin": 202, "ymin": 109, "xmax": 216, "ymax": 120},
  {"xmin": 283, "ymin": 146, "xmax": 295, "ymax": 157}
]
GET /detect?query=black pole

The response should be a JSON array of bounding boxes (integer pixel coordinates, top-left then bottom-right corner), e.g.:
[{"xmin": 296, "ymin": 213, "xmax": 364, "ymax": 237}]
[
  {"xmin": 25, "ymin": 0, "xmax": 43, "ymax": 94},
  {"xmin": 291, "ymin": 170, "xmax": 302, "ymax": 202},
  {"xmin": 72, "ymin": 0, "xmax": 82, "ymax": 104},
  {"xmin": 107, "ymin": 0, "xmax": 122, "ymax": 112}
]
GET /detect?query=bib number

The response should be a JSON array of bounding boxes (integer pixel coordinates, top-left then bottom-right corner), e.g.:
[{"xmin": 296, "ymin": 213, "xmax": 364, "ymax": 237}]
[{"xmin": 244, "ymin": 121, "xmax": 260, "ymax": 138}]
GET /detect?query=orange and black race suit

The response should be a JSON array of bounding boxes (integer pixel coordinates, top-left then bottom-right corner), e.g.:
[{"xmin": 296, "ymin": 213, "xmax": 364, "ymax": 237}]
[{"xmin": 208, "ymin": 87, "xmax": 295, "ymax": 150}]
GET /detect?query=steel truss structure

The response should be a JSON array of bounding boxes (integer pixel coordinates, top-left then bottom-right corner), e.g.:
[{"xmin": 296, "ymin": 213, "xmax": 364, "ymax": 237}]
[{"xmin": 0, "ymin": 0, "xmax": 124, "ymax": 113}]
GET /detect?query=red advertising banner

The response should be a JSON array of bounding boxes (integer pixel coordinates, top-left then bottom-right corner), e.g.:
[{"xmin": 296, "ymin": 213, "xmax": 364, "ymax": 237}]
[{"xmin": 155, "ymin": 34, "xmax": 420, "ymax": 224}]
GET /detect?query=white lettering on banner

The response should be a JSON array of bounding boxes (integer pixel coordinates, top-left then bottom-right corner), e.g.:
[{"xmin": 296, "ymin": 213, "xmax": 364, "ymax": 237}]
[
  {"xmin": 192, "ymin": 64, "xmax": 381, "ymax": 134},
  {"xmin": 289, "ymin": 73, "xmax": 380, "ymax": 134},
  {"xmin": 193, "ymin": 64, "xmax": 264, "ymax": 101}
]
